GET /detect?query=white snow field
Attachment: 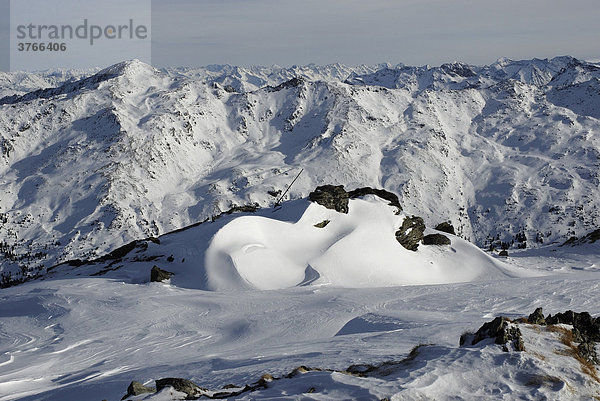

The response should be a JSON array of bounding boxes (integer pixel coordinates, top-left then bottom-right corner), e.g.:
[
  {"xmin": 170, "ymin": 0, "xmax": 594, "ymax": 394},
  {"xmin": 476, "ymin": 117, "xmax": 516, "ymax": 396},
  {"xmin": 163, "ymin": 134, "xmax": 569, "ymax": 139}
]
[
  {"xmin": 0, "ymin": 197, "xmax": 599, "ymax": 400},
  {"xmin": 204, "ymin": 197, "xmax": 525, "ymax": 290}
]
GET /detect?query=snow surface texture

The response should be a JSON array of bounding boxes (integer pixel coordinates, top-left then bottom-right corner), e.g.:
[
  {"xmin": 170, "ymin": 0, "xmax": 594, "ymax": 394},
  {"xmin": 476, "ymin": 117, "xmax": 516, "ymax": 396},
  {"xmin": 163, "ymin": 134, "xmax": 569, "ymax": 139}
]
[
  {"xmin": 1, "ymin": 196, "xmax": 598, "ymax": 400},
  {"xmin": 204, "ymin": 197, "xmax": 521, "ymax": 290},
  {"xmin": 1, "ymin": 57, "xmax": 600, "ymax": 279},
  {"xmin": 1, "ymin": 251, "xmax": 599, "ymax": 399}
]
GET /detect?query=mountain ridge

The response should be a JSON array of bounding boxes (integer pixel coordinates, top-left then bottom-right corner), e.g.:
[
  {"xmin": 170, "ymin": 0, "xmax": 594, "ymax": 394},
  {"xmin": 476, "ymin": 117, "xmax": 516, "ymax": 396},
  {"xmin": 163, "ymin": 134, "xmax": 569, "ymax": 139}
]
[{"xmin": 0, "ymin": 56, "xmax": 599, "ymax": 280}]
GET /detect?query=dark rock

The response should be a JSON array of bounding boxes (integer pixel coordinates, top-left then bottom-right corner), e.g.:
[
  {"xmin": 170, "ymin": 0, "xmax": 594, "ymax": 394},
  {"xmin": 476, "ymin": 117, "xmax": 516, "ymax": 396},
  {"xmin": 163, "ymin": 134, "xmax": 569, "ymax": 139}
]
[
  {"xmin": 422, "ymin": 233, "xmax": 451, "ymax": 246},
  {"xmin": 150, "ymin": 265, "xmax": 173, "ymax": 283},
  {"xmin": 268, "ymin": 190, "xmax": 282, "ymax": 197},
  {"xmin": 254, "ymin": 373, "xmax": 275, "ymax": 388},
  {"xmin": 228, "ymin": 204, "xmax": 259, "ymax": 214},
  {"xmin": 546, "ymin": 310, "xmax": 576, "ymax": 325},
  {"xmin": 308, "ymin": 185, "xmax": 349, "ymax": 213},
  {"xmin": 273, "ymin": 77, "xmax": 304, "ymax": 91},
  {"xmin": 285, "ymin": 366, "xmax": 312, "ymax": 378},
  {"xmin": 562, "ymin": 236, "xmax": 579, "ymax": 246},
  {"xmin": 467, "ymin": 316, "xmax": 524, "ymax": 351},
  {"xmin": 544, "ymin": 310, "xmax": 600, "ymax": 343},
  {"xmin": 346, "ymin": 363, "xmax": 378, "ymax": 375},
  {"xmin": 577, "ymin": 340, "xmax": 600, "ymax": 364},
  {"xmin": 434, "ymin": 221, "xmax": 455, "ymax": 235},
  {"xmin": 545, "ymin": 311, "xmax": 600, "ymax": 340},
  {"xmin": 105, "ymin": 240, "xmax": 140, "ymax": 260},
  {"xmin": 155, "ymin": 378, "xmax": 206, "ymax": 397},
  {"xmin": 348, "ymin": 187, "xmax": 402, "ymax": 212},
  {"xmin": 498, "ymin": 250, "xmax": 509, "ymax": 257},
  {"xmin": 528, "ymin": 307, "xmax": 546, "ymax": 325},
  {"xmin": 209, "ymin": 204, "xmax": 259, "ymax": 222},
  {"xmin": 573, "ymin": 313, "xmax": 600, "ymax": 342},
  {"xmin": 561, "ymin": 228, "xmax": 600, "ymax": 246},
  {"xmin": 395, "ymin": 216, "xmax": 425, "ymax": 251},
  {"xmin": 459, "ymin": 332, "xmax": 474, "ymax": 346},
  {"xmin": 588, "ymin": 229, "xmax": 600, "ymax": 243},
  {"xmin": 313, "ymin": 220, "xmax": 330, "ymax": 228},
  {"xmin": 121, "ymin": 381, "xmax": 155, "ymax": 399}
]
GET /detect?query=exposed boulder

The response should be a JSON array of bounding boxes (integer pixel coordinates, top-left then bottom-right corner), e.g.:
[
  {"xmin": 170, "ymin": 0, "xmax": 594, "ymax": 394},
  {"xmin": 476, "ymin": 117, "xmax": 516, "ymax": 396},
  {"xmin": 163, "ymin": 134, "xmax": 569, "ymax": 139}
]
[
  {"xmin": 461, "ymin": 316, "xmax": 525, "ymax": 352},
  {"xmin": 348, "ymin": 187, "xmax": 402, "ymax": 212},
  {"xmin": 422, "ymin": 233, "xmax": 451, "ymax": 246},
  {"xmin": 545, "ymin": 310, "xmax": 600, "ymax": 341},
  {"xmin": 313, "ymin": 220, "xmax": 330, "ymax": 228},
  {"xmin": 434, "ymin": 221, "xmax": 455, "ymax": 235},
  {"xmin": 155, "ymin": 377, "xmax": 207, "ymax": 398},
  {"xmin": 121, "ymin": 381, "xmax": 155, "ymax": 400},
  {"xmin": 498, "ymin": 250, "xmax": 509, "ymax": 257},
  {"xmin": 395, "ymin": 216, "xmax": 425, "ymax": 251},
  {"xmin": 254, "ymin": 373, "xmax": 276, "ymax": 388},
  {"xmin": 308, "ymin": 185, "xmax": 404, "ymax": 215},
  {"xmin": 308, "ymin": 185, "xmax": 349, "ymax": 214},
  {"xmin": 527, "ymin": 307, "xmax": 546, "ymax": 325},
  {"xmin": 577, "ymin": 339, "xmax": 600, "ymax": 365},
  {"xmin": 150, "ymin": 265, "xmax": 173, "ymax": 283},
  {"xmin": 523, "ymin": 308, "xmax": 600, "ymax": 364},
  {"xmin": 546, "ymin": 310, "xmax": 575, "ymax": 326}
]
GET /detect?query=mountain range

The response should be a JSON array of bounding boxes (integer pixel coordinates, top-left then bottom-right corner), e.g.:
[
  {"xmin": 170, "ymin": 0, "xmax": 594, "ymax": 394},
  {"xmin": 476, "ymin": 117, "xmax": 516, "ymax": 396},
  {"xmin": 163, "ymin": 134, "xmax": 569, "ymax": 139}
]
[{"xmin": 1, "ymin": 56, "xmax": 599, "ymax": 282}]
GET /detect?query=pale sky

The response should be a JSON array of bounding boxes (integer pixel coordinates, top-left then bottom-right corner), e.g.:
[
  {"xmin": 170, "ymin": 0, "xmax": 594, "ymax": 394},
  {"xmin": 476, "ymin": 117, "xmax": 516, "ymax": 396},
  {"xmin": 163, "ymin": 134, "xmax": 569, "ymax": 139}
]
[
  {"xmin": 150, "ymin": 0, "xmax": 600, "ymax": 67},
  {"xmin": 2, "ymin": 0, "xmax": 600, "ymax": 71}
]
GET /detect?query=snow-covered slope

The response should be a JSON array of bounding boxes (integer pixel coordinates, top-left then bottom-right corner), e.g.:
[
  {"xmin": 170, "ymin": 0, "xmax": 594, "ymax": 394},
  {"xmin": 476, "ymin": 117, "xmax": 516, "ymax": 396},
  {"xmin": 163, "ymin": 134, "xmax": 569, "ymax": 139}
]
[
  {"xmin": 1, "ymin": 243, "xmax": 599, "ymax": 400},
  {"xmin": 1, "ymin": 57, "xmax": 599, "ymax": 281},
  {"xmin": 35, "ymin": 195, "xmax": 531, "ymax": 292}
]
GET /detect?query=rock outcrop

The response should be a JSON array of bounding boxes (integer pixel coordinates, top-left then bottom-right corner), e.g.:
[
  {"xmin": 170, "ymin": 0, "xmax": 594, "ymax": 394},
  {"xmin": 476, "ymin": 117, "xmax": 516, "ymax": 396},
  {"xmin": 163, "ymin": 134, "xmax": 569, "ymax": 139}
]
[
  {"xmin": 434, "ymin": 221, "xmax": 455, "ymax": 235},
  {"xmin": 395, "ymin": 216, "xmax": 425, "ymax": 251},
  {"xmin": 121, "ymin": 381, "xmax": 155, "ymax": 399},
  {"xmin": 527, "ymin": 307, "xmax": 546, "ymax": 325},
  {"xmin": 422, "ymin": 233, "xmax": 451, "ymax": 246},
  {"xmin": 461, "ymin": 316, "xmax": 525, "ymax": 352},
  {"xmin": 348, "ymin": 187, "xmax": 402, "ymax": 212},
  {"xmin": 308, "ymin": 185, "xmax": 349, "ymax": 213},
  {"xmin": 562, "ymin": 228, "xmax": 600, "ymax": 246},
  {"xmin": 308, "ymin": 185, "xmax": 403, "ymax": 215},
  {"xmin": 150, "ymin": 266, "xmax": 173, "ymax": 283},
  {"xmin": 155, "ymin": 377, "xmax": 207, "ymax": 398},
  {"xmin": 545, "ymin": 310, "xmax": 600, "ymax": 342}
]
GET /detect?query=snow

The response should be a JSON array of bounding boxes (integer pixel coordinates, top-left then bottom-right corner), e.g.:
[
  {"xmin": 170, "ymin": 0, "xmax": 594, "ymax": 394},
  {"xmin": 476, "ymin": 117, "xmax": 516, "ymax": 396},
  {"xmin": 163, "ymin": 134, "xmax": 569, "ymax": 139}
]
[
  {"xmin": 206, "ymin": 197, "xmax": 523, "ymax": 290},
  {"xmin": 1, "ymin": 57, "xmax": 600, "ymax": 280},
  {"xmin": 1, "ymin": 259, "xmax": 600, "ymax": 400},
  {"xmin": 0, "ymin": 196, "xmax": 599, "ymax": 400},
  {"xmin": 0, "ymin": 57, "xmax": 599, "ymax": 400}
]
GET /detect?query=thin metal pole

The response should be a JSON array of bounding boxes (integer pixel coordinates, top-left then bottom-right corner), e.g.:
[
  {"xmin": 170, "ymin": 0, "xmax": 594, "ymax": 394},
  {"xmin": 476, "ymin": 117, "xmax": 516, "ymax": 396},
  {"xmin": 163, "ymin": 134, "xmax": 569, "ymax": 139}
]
[{"xmin": 275, "ymin": 168, "xmax": 304, "ymax": 207}]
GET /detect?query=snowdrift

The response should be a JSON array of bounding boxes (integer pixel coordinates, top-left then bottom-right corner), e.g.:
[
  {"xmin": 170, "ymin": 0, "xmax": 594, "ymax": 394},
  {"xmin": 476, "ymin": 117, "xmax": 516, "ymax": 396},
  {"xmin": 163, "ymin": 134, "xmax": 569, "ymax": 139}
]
[{"xmin": 204, "ymin": 196, "xmax": 521, "ymax": 290}]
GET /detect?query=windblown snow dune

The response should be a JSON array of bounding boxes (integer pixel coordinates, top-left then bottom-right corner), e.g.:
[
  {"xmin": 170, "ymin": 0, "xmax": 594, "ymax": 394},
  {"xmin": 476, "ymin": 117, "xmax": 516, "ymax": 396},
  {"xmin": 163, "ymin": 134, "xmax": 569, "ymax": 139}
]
[{"xmin": 205, "ymin": 196, "xmax": 520, "ymax": 290}]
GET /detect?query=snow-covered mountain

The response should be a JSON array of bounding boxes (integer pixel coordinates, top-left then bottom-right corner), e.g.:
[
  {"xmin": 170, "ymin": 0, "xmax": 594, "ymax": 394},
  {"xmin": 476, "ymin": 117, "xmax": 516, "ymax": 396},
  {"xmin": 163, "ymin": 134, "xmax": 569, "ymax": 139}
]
[{"xmin": 1, "ymin": 56, "xmax": 599, "ymax": 282}]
